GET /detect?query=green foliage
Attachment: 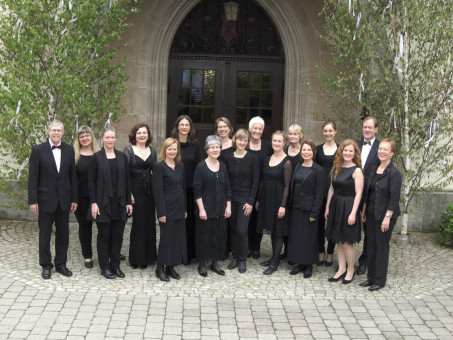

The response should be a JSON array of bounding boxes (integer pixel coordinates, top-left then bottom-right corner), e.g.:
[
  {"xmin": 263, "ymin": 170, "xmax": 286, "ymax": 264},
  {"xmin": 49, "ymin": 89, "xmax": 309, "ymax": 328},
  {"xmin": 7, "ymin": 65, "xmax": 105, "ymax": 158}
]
[
  {"xmin": 0, "ymin": 0, "xmax": 140, "ymax": 208},
  {"xmin": 318, "ymin": 0, "xmax": 453, "ymax": 233},
  {"xmin": 437, "ymin": 204, "xmax": 453, "ymax": 247}
]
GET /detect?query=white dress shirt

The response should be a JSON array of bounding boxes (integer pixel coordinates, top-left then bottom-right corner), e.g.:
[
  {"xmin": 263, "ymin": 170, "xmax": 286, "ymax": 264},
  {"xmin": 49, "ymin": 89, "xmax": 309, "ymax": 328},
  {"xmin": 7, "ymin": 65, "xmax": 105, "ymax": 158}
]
[
  {"xmin": 361, "ymin": 137, "xmax": 376, "ymax": 168},
  {"xmin": 49, "ymin": 139, "xmax": 62, "ymax": 173}
]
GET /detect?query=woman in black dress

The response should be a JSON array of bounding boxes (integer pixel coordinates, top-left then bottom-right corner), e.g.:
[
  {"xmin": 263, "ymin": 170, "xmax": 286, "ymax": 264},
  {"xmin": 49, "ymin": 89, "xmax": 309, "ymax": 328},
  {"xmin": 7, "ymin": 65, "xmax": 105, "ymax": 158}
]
[
  {"xmin": 360, "ymin": 139, "xmax": 402, "ymax": 291},
  {"xmin": 315, "ymin": 121, "xmax": 339, "ymax": 267},
  {"xmin": 88, "ymin": 127, "xmax": 133, "ymax": 279},
  {"xmin": 247, "ymin": 116, "xmax": 273, "ymax": 259},
  {"xmin": 215, "ymin": 117, "xmax": 234, "ymax": 163},
  {"xmin": 223, "ymin": 129, "xmax": 259, "ymax": 273},
  {"xmin": 288, "ymin": 140, "xmax": 326, "ymax": 278},
  {"xmin": 73, "ymin": 126, "xmax": 100, "ymax": 268},
  {"xmin": 256, "ymin": 131, "xmax": 293, "ymax": 275},
  {"xmin": 152, "ymin": 138, "xmax": 188, "ymax": 282},
  {"xmin": 123, "ymin": 123, "xmax": 157, "ymax": 269},
  {"xmin": 171, "ymin": 115, "xmax": 200, "ymax": 263},
  {"xmin": 325, "ymin": 139, "xmax": 364, "ymax": 284},
  {"xmin": 193, "ymin": 135, "xmax": 232, "ymax": 277},
  {"xmin": 281, "ymin": 123, "xmax": 303, "ymax": 260}
]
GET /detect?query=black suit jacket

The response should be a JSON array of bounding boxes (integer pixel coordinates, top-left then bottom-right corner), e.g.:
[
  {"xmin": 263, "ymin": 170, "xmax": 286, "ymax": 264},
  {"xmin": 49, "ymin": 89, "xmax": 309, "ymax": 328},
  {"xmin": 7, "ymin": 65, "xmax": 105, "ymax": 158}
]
[
  {"xmin": 358, "ymin": 138, "xmax": 380, "ymax": 179},
  {"xmin": 28, "ymin": 140, "xmax": 78, "ymax": 213}
]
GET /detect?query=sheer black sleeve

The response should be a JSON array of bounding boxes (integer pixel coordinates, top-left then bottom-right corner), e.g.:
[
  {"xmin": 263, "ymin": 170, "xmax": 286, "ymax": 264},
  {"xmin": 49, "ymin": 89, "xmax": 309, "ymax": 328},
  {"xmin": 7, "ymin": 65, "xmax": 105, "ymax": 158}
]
[
  {"xmin": 280, "ymin": 159, "xmax": 293, "ymax": 207},
  {"xmin": 88, "ymin": 155, "xmax": 98, "ymax": 204}
]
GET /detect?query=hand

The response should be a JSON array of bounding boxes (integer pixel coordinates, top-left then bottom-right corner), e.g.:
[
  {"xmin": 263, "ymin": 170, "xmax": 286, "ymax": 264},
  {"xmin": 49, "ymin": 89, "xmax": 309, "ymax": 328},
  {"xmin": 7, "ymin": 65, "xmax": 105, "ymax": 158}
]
[
  {"xmin": 243, "ymin": 203, "xmax": 252, "ymax": 216},
  {"xmin": 277, "ymin": 207, "xmax": 285, "ymax": 219},
  {"xmin": 159, "ymin": 216, "xmax": 167, "ymax": 223},
  {"xmin": 224, "ymin": 207, "xmax": 231, "ymax": 219},
  {"xmin": 29, "ymin": 204, "xmax": 39, "ymax": 215},
  {"xmin": 309, "ymin": 217, "xmax": 316, "ymax": 222},
  {"xmin": 324, "ymin": 209, "xmax": 329, "ymax": 220},
  {"xmin": 126, "ymin": 204, "xmax": 133, "ymax": 216},
  {"xmin": 347, "ymin": 213, "xmax": 356, "ymax": 225},
  {"xmin": 185, "ymin": 212, "xmax": 187, "ymax": 219},
  {"xmin": 131, "ymin": 193, "xmax": 135, "ymax": 205},
  {"xmin": 70, "ymin": 202, "xmax": 78, "ymax": 213},
  {"xmin": 199, "ymin": 209, "xmax": 207, "ymax": 220},
  {"xmin": 91, "ymin": 203, "xmax": 100, "ymax": 220},
  {"xmin": 381, "ymin": 216, "xmax": 390, "ymax": 232},
  {"xmin": 255, "ymin": 202, "xmax": 259, "ymax": 210},
  {"xmin": 361, "ymin": 210, "xmax": 367, "ymax": 223}
]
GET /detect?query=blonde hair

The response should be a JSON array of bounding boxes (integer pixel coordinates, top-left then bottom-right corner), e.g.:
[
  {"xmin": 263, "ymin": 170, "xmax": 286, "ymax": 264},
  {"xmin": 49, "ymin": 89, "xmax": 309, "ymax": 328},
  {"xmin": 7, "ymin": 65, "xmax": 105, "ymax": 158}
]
[
  {"xmin": 330, "ymin": 139, "xmax": 362, "ymax": 180},
  {"xmin": 215, "ymin": 117, "xmax": 234, "ymax": 137},
  {"xmin": 272, "ymin": 130, "xmax": 287, "ymax": 144},
  {"xmin": 158, "ymin": 138, "xmax": 181, "ymax": 164},
  {"xmin": 73, "ymin": 126, "xmax": 100, "ymax": 164},
  {"xmin": 287, "ymin": 124, "xmax": 304, "ymax": 143},
  {"xmin": 232, "ymin": 129, "xmax": 250, "ymax": 148}
]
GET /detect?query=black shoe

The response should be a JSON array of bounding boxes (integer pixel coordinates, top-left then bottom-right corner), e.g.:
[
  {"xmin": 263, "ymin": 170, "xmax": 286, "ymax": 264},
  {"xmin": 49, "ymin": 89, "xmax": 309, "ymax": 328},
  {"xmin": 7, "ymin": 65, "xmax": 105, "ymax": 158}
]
[
  {"xmin": 41, "ymin": 267, "xmax": 51, "ymax": 279},
  {"xmin": 317, "ymin": 259, "xmax": 324, "ymax": 266},
  {"xmin": 328, "ymin": 271, "xmax": 347, "ymax": 282},
  {"xmin": 290, "ymin": 264, "xmax": 305, "ymax": 275},
  {"xmin": 56, "ymin": 266, "xmax": 73, "ymax": 277},
  {"xmin": 101, "ymin": 269, "xmax": 115, "ymax": 279},
  {"xmin": 165, "ymin": 266, "xmax": 180, "ymax": 280},
  {"xmin": 84, "ymin": 261, "xmax": 93, "ymax": 269},
  {"xmin": 238, "ymin": 261, "xmax": 246, "ymax": 273},
  {"xmin": 303, "ymin": 265, "xmax": 313, "ymax": 278},
  {"xmin": 140, "ymin": 265, "xmax": 148, "ymax": 269},
  {"xmin": 252, "ymin": 251, "xmax": 261, "ymax": 259},
  {"xmin": 359, "ymin": 279, "xmax": 374, "ymax": 287},
  {"xmin": 198, "ymin": 266, "xmax": 208, "ymax": 277},
  {"xmin": 260, "ymin": 259, "xmax": 271, "ymax": 267},
  {"xmin": 120, "ymin": 254, "xmax": 126, "ymax": 261},
  {"xmin": 210, "ymin": 264, "xmax": 225, "ymax": 276},
  {"xmin": 130, "ymin": 264, "xmax": 138, "ymax": 269},
  {"xmin": 342, "ymin": 272, "xmax": 355, "ymax": 284},
  {"xmin": 357, "ymin": 263, "xmax": 367, "ymax": 275},
  {"xmin": 279, "ymin": 252, "xmax": 287, "ymax": 260},
  {"xmin": 288, "ymin": 261, "xmax": 295, "ymax": 265},
  {"xmin": 112, "ymin": 268, "xmax": 125, "ymax": 278},
  {"xmin": 155, "ymin": 265, "xmax": 170, "ymax": 282},
  {"xmin": 228, "ymin": 258, "xmax": 238, "ymax": 270},
  {"xmin": 325, "ymin": 260, "xmax": 333, "ymax": 267},
  {"xmin": 263, "ymin": 265, "xmax": 277, "ymax": 275},
  {"xmin": 368, "ymin": 284, "xmax": 384, "ymax": 291}
]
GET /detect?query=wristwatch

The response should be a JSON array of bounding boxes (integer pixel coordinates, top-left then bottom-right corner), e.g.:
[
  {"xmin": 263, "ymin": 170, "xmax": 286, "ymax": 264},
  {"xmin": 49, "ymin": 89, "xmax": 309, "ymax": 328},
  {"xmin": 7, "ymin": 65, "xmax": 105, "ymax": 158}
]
[{"xmin": 385, "ymin": 212, "xmax": 392, "ymax": 217}]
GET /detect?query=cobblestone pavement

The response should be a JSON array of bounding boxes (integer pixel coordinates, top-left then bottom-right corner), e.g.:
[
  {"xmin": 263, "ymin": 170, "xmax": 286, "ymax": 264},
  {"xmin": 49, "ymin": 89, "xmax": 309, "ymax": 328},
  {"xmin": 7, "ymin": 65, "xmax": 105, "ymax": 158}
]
[{"xmin": 0, "ymin": 220, "xmax": 452, "ymax": 339}]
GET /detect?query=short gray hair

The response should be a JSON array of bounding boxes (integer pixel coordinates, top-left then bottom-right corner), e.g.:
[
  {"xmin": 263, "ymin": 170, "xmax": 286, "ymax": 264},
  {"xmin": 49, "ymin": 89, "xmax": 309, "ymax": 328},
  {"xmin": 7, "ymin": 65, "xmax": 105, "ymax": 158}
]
[
  {"xmin": 248, "ymin": 116, "xmax": 265, "ymax": 129},
  {"xmin": 204, "ymin": 135, "xmax": 222, "ymax": 151},
  {"xmin": 101, "ymin": 126, "xmax": 118, "ymax": 138},
  {"xmin": 48, "ymin": 120, "xmax": 64, "ymax": 131}
]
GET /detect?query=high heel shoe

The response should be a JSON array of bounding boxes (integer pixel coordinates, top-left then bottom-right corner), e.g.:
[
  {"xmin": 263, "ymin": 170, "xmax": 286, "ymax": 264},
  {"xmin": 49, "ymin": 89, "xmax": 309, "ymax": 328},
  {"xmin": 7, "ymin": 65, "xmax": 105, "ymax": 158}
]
[
  {"xmin": 328, "ymin": 271, "xmax": 347, "ymax": 282},
  {"xmin": 342, "ymin": 271, "xmax": 355, "ymax": 284}
]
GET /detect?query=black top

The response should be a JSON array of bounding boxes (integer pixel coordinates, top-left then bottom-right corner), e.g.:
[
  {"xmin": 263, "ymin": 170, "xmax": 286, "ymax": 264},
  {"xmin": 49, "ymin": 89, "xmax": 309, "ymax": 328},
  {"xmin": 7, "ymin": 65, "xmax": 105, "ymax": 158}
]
[
  {"xmin": 223, "ymin": 151, "xmax": 260, "ymax": 205},
  {"xmin": 284, "ymin": 145, "xmax": 302, "ymax": 170},
  {"xmin": 76, "ymin": 155, "xmax": 93, "ymax": 198},
  {"xmin": 316, "ymin": 143, "xmax": 338, "ymax": 196},
  {"xmin": 219, "ymin": 146, "xmax": 235, "ymax": 164},
  {"xmin": 193, "ymin": 160, "xmax": 232, "ymax": 218},
  {"xmin": 358, "ymin": 138, "xmax": 381, "ymax": 179},
  {"xmin": 290, "ymin": 163, "xmax": 326, "ymax": 219},
  {"xmin": 123, "ymin": 145, "xmax": 157, "ymax": 194},
  {"xmin": 180, "ymin": 142, "xmax": 200, "ymax": 188},
  {"xmin": 366, "ymin": 173, "xmax": 384, "ymax": 205},
  {"xmin": 152, "ymin": 161, "xmax": 187, "ymax": 220},
  {"xmin": 248, "ymin": 139, "xmax": 273, "ymax": 175}
]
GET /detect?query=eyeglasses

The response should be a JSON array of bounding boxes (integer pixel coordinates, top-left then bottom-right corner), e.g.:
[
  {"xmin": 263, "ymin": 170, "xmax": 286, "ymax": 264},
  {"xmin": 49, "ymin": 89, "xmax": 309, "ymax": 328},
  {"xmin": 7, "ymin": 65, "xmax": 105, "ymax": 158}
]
[
  {"xmin": 208, "ymin": 145, "xmax": 221, "ymax": 150},
  {"xmin": 178, "ymin": 123, "xmax": 190, "ymax": 127},
  {"xmin": 78, "ymin": 134, "xmax": 91, "ymax": 139}
]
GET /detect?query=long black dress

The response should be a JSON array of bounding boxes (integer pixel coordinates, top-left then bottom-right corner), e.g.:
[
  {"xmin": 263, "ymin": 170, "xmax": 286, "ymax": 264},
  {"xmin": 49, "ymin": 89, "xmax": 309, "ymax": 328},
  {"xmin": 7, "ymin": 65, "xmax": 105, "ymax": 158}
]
[
  {"xmin": 193, "ymin": 161, "xmax": 232, "ymax": 262},
  {"xmin": 325, "ymin": 166, "xmax": 361, "ymax": 244},
  {"xmin": 152, "ymin": 161, "xmax": 188, "ymax": 266},
  {"xmin": 124, "ymin": 145, "xmax": 157, "ymax": 267},
  {"xmin": 288, "ymin": 163, "xmax": 326, "ymax": 265}
]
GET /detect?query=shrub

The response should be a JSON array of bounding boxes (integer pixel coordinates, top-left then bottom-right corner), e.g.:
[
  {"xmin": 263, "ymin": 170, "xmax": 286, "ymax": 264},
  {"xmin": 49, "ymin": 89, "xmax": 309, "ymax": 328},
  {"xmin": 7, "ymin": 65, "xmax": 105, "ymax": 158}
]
[{"xmin": 438, "ymin": 204, "xmax": 453, "ymax": 247}]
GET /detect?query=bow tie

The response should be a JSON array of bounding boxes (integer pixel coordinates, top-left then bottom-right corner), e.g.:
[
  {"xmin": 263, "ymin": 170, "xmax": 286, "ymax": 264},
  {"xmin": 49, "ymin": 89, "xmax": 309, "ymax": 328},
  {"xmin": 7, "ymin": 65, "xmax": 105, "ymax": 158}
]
[
  {"xmin": 363, "ymin": 141, "xmax": 371, "ymax": 146},
  {"xmin": 52, "ymin": 145, "xmax": 62, "ymax": 150}
]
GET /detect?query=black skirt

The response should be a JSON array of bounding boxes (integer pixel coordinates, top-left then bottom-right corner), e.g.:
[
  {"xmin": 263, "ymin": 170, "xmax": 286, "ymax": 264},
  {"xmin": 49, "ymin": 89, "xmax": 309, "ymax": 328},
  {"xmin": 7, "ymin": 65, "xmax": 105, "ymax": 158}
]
[
  {"xmin": 195, "ymin": 217, "xmax": 227, "ymax": 262},
  {"xmin": 287, "ymin": 209, "xmax": 318, "ymax": 265},
  {"xmin": 157, "ymin": 219, "xmax": 188, "ymax": 265}
]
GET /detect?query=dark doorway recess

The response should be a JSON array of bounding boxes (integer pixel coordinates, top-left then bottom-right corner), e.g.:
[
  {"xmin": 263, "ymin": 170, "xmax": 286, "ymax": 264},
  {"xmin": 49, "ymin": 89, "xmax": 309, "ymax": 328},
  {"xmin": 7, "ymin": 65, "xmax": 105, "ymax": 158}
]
[{"xmin": 167, "ymin": 0, "xmax": 285, "ymax": 143}]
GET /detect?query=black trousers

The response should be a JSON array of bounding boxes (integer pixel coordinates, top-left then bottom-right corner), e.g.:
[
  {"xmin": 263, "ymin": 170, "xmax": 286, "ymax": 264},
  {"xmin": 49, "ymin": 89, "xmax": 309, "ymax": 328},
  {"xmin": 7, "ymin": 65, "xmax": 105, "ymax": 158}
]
[
  {"xmin": 185, "ymin": 187, "xmax": 197, "ymax": 261},
  {"xmin": 248, "ymin": 207, "xmax": 263, "ymax": 252},
  {"xmin": 96, "ymin": 220, "xmax": 125, "ymax": 271},
  {"xmin": 230, "ymin": 202, "xmax": 252, "ymax": 261},
  {"xmin": 318, "ymin": 198, "xmax": 336, "ymax": 255},
  {"xmin": 366, "ymin": 205, "xmax": 395, "ymax": 286},
  {"xmin": 74, "ymin": 197, "xmax": 93, "ymax": 259},
  {"xmin": 38, "ymin": 205, "xmax": 69, "ymax": 269}
]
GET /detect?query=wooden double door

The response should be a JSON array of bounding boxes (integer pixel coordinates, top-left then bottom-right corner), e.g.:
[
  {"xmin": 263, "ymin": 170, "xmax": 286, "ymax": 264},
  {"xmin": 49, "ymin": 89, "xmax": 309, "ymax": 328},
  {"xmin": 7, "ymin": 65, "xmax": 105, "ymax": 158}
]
[{"xmin": 167, "ymin": 58, "xmax": 284, "ymax": 144}]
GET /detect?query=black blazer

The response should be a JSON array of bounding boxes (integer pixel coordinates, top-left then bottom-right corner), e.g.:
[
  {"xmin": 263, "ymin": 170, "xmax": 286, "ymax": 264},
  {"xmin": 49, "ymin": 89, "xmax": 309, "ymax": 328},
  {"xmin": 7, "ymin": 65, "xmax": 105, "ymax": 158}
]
[
  {"xmin": 358, "ymin": 138, "xmax": 380, "ymax": 179},
  {"xmin": 289, "ymin": 162, "xmax": 326, "ymax": 219},
  {"xmin": 28, "ymin": 140, "xmax": 78, "ymax": 213},
  {"xmin": 87, "ymin": 148, "xmax": 131, "ymax": 223},
  {"xmin": 152, "ymin": 161, "xmax": 186, "ymax": 220},
  {"xmin": 362, "ymin": 162, "xmax": 402, "ymax": 221}
]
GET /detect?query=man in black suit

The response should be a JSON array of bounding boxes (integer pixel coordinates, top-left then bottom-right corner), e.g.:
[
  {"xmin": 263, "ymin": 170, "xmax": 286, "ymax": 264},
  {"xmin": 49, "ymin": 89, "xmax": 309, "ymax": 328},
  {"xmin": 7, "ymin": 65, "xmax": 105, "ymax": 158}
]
[
  {"xmin": 28, "ymin": 120, "xmax": 78, "ymax": 279},
  {"xmin": 357, "ymin": 116, "xmax": 380, "ymax": 275}
]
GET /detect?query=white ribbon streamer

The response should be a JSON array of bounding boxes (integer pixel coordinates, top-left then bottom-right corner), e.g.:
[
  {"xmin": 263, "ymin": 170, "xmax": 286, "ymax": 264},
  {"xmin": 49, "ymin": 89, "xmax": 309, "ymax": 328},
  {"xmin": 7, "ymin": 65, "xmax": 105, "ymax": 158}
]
[
  {"xmin": 9, "ymin": 100, "xmax": 21, "ymax": 128},
  {"xmin": 69, "ymin": 0, "xmax": 72, "ymax": 10},
  {"xmin": 75, "ymin": 114, "xmax": 79, "ymax": 133},
  {"xmin": 13, "ymin": 19, "xmax": 23, "ymax": 41},
  {"xmin": 353, "ymin": 12, "xmax": 362, "ymax": 40},
  {"xmin": 399, "ymin": 33, "xmax": 404, "ymax": 57},
  {"xmin": 382, "ymin": 1, "xmax": 392, "ymax": 17},
  {"xmin": 69, "ymin": 17, "xmax": 77, "ymax": 23},
  {"xmin": 104, "ymin": 112, "xmax": 113, "ymax": 127},
  {"xmin": 358, "ymin": 73, "xmax": 364, "ymax": 102},
  {"xmin": 349, "ymin": 0, "xmax": 352, "ymax": 14},
  {"xmin": 17, "ymin": 158, "xmax": 29, "ymax": 180},
  {"xmin": 389, "ymin": 109, "xmax": 395, "ymax": 130},
  {"xmin": 424, "ymin": 112, "xmax": 440, "ymax": 148},
  {"xmin": 421, "ymin": 170, "xmax": 427, "ymax": 187}
]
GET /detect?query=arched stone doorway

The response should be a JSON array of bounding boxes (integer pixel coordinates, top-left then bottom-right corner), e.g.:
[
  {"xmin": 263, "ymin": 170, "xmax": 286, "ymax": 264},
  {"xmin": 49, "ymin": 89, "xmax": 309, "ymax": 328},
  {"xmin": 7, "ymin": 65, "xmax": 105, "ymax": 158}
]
[{"xmin": 167, "ymin": 0, "xmax": 285, "ymax": 142}]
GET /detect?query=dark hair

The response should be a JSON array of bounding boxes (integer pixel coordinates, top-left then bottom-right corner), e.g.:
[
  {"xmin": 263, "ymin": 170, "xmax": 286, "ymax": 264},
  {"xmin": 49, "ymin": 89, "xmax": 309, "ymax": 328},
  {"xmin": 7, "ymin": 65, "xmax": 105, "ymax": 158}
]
[
  {"xmin": 129, "ymin": 123, "xmax": 153, "ymax": 146},
  {"xmin": 322, "ymin": 120, "xmax": 337, "ymax": 131},
  {"xmin": 301, "ymin": 139, "xmax": 317, "ymax": 160},
  {"xmin": 171, "ymin": 115, "xmax": 198, "ymax": 144}
]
